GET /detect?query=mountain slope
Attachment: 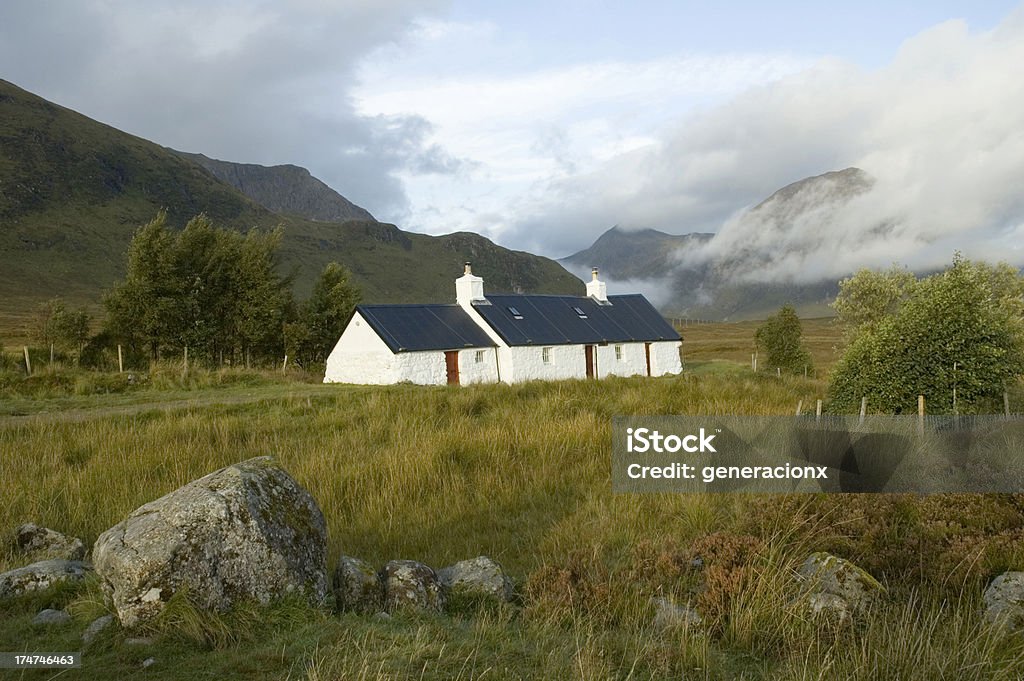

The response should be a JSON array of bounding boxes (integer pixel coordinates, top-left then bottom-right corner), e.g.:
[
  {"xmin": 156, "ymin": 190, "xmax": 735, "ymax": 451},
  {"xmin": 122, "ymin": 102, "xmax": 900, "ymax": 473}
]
[
  {"xmin": 563, "ymin": 168, "xmax": 872, "ymax": 320},
  {"xmin": 172, "ymin": 151, "xmax": 376, "ymax": 223},
  {"xmin": 561, "ymin": 226, "xmax": 713, "ymax": 280},
  {"xmin": 0, "ymin": 79, "xmax": 581, "ymax": 327}
]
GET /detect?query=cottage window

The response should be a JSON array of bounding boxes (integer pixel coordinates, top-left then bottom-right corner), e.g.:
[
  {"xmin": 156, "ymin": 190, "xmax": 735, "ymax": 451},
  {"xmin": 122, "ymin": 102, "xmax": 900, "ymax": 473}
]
[
  {"xmin": 508, "ymin": 306, "xmax": 523, "ymax": 319},
  {"xmin": 573, "ymin": 306, "xmax": 588, "ymax": 319},
  {"xmin": 475, "ymin": 350, "xmax": 485, "ymax": 364},
  {"xmin": 542, "ymin": 347, "xmax": 552, "ymax": 365},
  {"xmin": 615, "ymin": 345, "xmax": 623, "ymax": 360}
]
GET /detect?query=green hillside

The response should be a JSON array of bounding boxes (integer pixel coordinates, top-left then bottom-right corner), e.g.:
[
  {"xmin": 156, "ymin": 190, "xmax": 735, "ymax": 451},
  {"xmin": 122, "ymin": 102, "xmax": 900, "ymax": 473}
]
[{"xmin": 0, "ymin": 79, "xmax": 581, "ymax": 334}]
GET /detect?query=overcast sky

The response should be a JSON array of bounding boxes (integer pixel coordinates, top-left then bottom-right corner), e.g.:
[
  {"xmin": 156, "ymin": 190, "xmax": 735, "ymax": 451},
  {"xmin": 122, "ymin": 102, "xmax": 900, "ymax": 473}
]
[{"xmin": 2, "ymin": 1, "xmax": 1023, "ymax": 273}]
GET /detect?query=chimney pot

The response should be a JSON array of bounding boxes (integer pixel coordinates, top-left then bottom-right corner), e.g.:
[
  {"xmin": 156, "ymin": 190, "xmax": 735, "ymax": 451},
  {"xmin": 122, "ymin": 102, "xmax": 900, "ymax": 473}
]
[
  {"xmin": 465, "ymin": 262, "xmax": 472, "ymax": 275},
  {"xmin": 591, "ymin": 267, "xmax": 599, "ymax": 281}
]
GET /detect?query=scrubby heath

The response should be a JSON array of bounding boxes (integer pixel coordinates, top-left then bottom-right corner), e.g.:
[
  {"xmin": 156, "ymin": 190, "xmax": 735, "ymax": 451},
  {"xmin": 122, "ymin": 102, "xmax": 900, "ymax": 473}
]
[{"xmin": 2, "ymin": 373, "xmax": 1024, "ymax": 680}]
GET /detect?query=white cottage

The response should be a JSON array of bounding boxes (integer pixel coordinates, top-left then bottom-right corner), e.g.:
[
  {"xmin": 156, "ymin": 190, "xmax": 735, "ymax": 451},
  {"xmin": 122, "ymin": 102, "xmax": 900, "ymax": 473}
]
[{"xmin": 324, "ymin": 265, "xmax": 682, "ymax": 385}]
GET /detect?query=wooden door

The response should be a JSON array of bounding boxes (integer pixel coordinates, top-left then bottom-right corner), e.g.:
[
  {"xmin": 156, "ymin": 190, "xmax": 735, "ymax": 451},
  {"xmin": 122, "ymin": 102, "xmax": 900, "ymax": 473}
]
[
  {"xmin": 444, "ymin": 351, "xmax": 460, "ymax": 385},
  {"xmin": 645, "ymin": 343, "xmax": 652, "ymax": 377},
  {"xmin": 584, "ymin": 345, "xmax": 595, "ymax": 378}
]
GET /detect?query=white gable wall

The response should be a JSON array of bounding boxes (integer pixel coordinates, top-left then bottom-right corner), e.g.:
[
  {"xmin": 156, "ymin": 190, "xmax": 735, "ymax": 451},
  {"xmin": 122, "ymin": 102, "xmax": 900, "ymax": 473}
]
[
  {"xmin": 649, "ymin": 340, "xmax": 683, "ymax": 376},
  {"xmin": 324, "ymin": 311, "xmax": 400, "ymax": 384}
]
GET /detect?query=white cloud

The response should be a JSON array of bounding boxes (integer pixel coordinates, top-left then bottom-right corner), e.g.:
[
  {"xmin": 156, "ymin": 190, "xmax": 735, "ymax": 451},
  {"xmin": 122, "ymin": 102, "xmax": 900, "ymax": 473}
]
[{"xmin": 502, "ymin": 7, "xmax": 1024, "ymax": 274}]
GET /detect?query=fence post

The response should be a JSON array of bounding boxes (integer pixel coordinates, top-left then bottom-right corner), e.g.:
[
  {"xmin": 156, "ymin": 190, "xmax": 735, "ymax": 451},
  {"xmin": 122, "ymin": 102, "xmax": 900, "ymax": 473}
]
[
  {"xmin": 816, "ymin": 399, "xmax": 822, "ymax": 421},
  {"xmin": 859, "ymin": 396, "xmax": 867, "ymax": 425},
  {"xmin": 23, "ymin": 346, "xmax": 31, "ymax": 375},
  {"xmin": 282, "ymin": 354, "xmax": 288, "ymax": 375},
  {"xmin": 777, "ymin": 367, "xmax": 781, "ymax": 378},
  {"xmin": 918, "ymin": 395, "xmax": 925, "ymax": 436},
  {"xmin": 50, "ymin": 343, "xmax": 54, "ymax": 365},
  {"xmin": 1005, "ymin": 390, "xmax": 1011, "ymax": 418},
  {"xmin": 183, "ymin": 345, "xmax": 189, "ymax": 373},
  {"xmin": 118, "ymin": 344, "xmax": 124, "ymax": 374},
  {"xmin": 795, "ymin": 400, "xmax": 803, "ymax": 416}
]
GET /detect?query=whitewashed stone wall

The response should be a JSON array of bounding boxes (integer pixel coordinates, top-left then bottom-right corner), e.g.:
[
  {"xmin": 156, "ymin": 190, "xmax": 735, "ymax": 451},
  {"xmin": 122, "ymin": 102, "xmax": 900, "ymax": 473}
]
[
  {"xmin": 649, "ymin": 341, "xmax": 683, "ymax": 376},
  {"xmin": 458, "ymin": 348, "xmax": 500, "ymax": 385}
]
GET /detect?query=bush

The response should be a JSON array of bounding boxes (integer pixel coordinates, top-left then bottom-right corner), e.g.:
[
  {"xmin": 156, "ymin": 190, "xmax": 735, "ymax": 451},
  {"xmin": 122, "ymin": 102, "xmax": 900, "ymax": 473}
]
[{"xmin": 754, "ymin": 304, "xmax": 813, "ymax": 375}]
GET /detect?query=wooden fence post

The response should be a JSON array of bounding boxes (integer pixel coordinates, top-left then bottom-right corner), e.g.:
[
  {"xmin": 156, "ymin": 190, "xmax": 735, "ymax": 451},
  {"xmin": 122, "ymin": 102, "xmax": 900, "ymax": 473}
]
[
  {"xmin": 281, "ymin": 354, "xmax": 288, "ymax": 375},
  {"xmin": 1005, "ymin": 391, "xmax": 1011, "ymax": 418},
  {"xmin": 816, "ymin": 399, "xmax": 822, "ymax": 421},
  {"xmin": 859, "ymin": 396, "xmax": 867, "ymax": 425},
  {"xmin": 23, "ymin": 346, "xmax": 31, "ymax": 375},
  {"xmin": 777, "ymin": 367, "xmax": 781, "ymax": 378},
  {"xmin": 183, "ymin": 345, "xmax": 189, "ymax": 373},
  {"xmin": 117, "ymin": 344, "xmax": 124, "ymax": 374},
  {"xmin": 918, "ymin": 395, "xmax": 925, "ymax": 435},
  {"xmin": 49, "ymin": 343, "xmax": 54, "ymax": 365},
  {"xmin": 795, "ymin": 400, "xmax": 803, "ymax": 416}
]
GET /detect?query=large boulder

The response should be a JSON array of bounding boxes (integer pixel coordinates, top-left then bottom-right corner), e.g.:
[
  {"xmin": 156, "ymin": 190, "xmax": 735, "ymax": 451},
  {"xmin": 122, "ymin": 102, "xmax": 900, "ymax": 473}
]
[
  {"xmin": 333, "ymin": 556, "xmax": 384, "ymax": 613},
  {"xmin": 92, "ymin": 457, "xmax": 327, "ymax": 628},
  {"xmin": 381, "ymin": 560, "xmax": 446, "ymax": 613},
  {"xmin": 15, "ymin": 524, "xmax": 86, "ymax": 561},
  {"xmin": 0, "ymin": 560, "xmax": 92, "ymax": 599},
  {"xmin": 983, "ymin": 572, "xmax": 1024, "ymax": 631},
  {"xmin": 798, "ymin": 552, "xmax": 883, "ymax": 621},
  {"xmin": 437, "ymin": 556, "xmax": 515, "ymax": 603}
]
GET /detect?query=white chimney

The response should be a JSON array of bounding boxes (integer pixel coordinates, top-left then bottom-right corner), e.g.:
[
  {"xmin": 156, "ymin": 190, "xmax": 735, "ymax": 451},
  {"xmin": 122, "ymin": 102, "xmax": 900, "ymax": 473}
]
[
  {"xmin": 456, "ymin": 262, "xmax": 485, "ymax": 305},
  {"xmin": 586, "ymin": 267, "xmax": 608, "ymax": 303}
]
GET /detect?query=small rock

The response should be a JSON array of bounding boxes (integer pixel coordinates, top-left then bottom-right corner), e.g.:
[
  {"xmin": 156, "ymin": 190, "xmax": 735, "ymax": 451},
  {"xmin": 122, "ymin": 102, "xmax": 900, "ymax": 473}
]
[
  {"xmin": 0, "ymin": 559, "xmax": 92, "ymax": 599},
  {"xmin": 381, "ymin": 560, "xmax": 446, "ymax": 613},
  {"xmin": 798, "ymin": 552, "xmax": 882, "ymax": 612},
  {"xmin": 16, "ymin": 524, "xmax": 86, "ymax": 561},
  {"xmin": 437, "ymin": 556, "xmax": 515, "ymax": 603},
  {"xmin": 125, "ymin": 637, "xmax": 155, "ymax": 647},
  {"xmin": 983, "ymin": 572, "xmax": 1024, "ymax": 631},
  {"xmin": 651, "ymin": 597, "xmax": 702, "ymax": 629},
  {"xmin": 32, "ymin": 608, "xmax": 72, "ymax": 625},
  {"xmin": 141, "ymin": 657, "xmax": 155, "ymax": 668},
  {"xmin": 374, "ymin": 611, "xmax": 392, "ymax": 621},
  {"xmin": 333, "ymin": 556, "xmax": 383, "ymax": 613},
  {"xmin": 82, "ymin": 614, "xmax": 114, "ymax": 644}
]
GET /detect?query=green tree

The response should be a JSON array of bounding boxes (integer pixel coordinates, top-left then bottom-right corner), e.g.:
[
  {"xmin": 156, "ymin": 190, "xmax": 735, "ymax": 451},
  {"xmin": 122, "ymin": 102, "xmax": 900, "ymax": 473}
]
[
  {"xmin": 294, "ymin": 262, "xmax": 361, "ymax": 367},
  {"xmin": 832, "ymin": 265, "xmax": 917, "ymax": 338},
  {"xmin": 104, "ymin": 212, "xmax": 292, "ymax": 366},
  {"xmin": 755, "ymin": 304, "xmax": 813, "ymax": 375},
  {"xmin": 33, "ymin": 298, "xmax": 91, "ymax": 356},
  {"xmin": 828, "ymin": 256, "xmax": 1024, "ymax": 414}
]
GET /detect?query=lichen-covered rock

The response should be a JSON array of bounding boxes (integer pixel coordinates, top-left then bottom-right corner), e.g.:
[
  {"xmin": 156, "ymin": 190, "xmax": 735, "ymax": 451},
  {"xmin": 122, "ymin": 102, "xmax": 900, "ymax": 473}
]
[
  {"xmin": 806, "ymin": 592, "xmax": 851, "ymax": 624},
  {"xmin": 92, "ymin": 457, "xmax": 327, "ymax": 628},
  {"xmin": 16, "ymin": 524, "xmax": 86, "ymax": 561},
  {"xmin": 798, "ymin": 552, "xmax": 883, "ymax": 613},
  {"xmin": 32, "ymin": 608, "xmax": 72, "ymax": 625},
  {"xmin": 983, "ymin": 572, "xmax": 1024, "ymax": 631},
  {"xmin": 0, "ymin": 560, "xmax": 92, "ymax": 599},
  {"xmin": 333, "ymin": 556, "xmax": 383, "ymax": 613},
  {"xmin": 651, "ymin": 597, "xmax": 702, "ymax": 630},
  {"xmin": 437, "ymin": 556, "xmax": 514, "ymax": 602},
  {"xmin": 381, "ymin": 560, "xmax": 446, "ymax": 613}
]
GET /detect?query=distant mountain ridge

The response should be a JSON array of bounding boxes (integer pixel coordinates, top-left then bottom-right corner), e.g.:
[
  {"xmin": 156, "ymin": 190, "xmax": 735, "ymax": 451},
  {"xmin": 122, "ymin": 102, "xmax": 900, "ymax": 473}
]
[
  {"xmin": 172, "ymin": 151, "xmax": 377, "ymax": 223},
  {"xmin": 561, "ymin": 227, "xmax": 713, "ymax": 281},
  {"xmin": 564, "ymin": 168, "xmax": 873, "ymax": 320},
  {"xmin": 0, "ymin": 78, "xmax": 581, "ymax": 325}
]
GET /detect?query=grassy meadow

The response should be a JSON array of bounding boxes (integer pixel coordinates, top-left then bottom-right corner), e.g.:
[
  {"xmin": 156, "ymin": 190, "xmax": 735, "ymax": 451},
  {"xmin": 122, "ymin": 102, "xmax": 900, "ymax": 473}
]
[{"xmin": 1, "ymin": 327, "xmax": 1024, "ymax": 679}]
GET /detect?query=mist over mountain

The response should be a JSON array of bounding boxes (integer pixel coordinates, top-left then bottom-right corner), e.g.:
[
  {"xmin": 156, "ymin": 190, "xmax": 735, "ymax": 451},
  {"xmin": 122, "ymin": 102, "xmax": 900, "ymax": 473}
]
[{"xmin": 565, "ymin": 168, "xmax": 875, "ymax": 320}]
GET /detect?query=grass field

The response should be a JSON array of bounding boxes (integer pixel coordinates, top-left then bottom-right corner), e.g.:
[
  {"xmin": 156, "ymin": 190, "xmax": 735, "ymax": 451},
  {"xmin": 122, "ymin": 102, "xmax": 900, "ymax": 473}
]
[
  {"xmin": 2, "ymin": 363, "xmax": 1024, "ymax": 679},
  {"xmin": 680, "ymin": 317, "xmax": 844, "ymax": 375}
]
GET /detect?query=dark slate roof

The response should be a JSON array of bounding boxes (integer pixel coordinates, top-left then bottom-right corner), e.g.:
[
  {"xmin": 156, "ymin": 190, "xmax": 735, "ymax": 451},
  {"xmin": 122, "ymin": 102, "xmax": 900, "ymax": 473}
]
[
  {"xmin": 473, "ymin": 294, "xmax": 680, "ymax": 346},
  {"xmin": 356, "ymin": 304, "xmax": 496, "ymax": 353}
]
